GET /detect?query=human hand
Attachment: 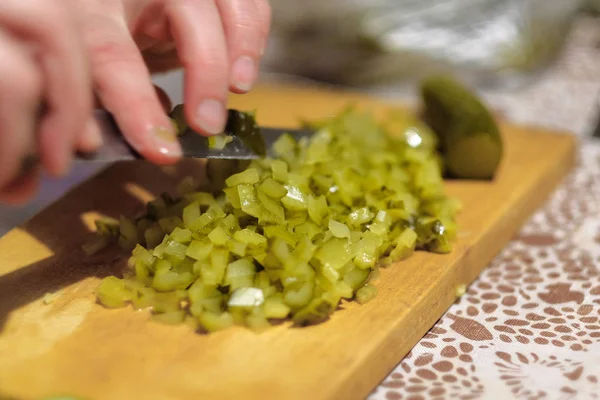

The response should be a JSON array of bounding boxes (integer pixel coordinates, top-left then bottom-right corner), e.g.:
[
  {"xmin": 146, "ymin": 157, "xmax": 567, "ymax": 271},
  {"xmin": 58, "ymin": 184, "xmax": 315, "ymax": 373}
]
[
  {"xmin": 79, "ymin": 0, "xmax": 271, "ymax": 162},
  {"xmin": 0, "ymin": 0, "xmax": 271, "ymax": 204},
  {"xmin": 0, "ymin": 1, "xmax": 95, "ymax": 204}
]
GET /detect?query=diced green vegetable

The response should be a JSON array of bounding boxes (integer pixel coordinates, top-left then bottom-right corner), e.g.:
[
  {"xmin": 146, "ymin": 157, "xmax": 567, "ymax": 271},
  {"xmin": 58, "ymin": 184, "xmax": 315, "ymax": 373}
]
[
  {"xmin": 228, "ymin": 287, "xmax": 264, "ymax": 309},
  {"xmin": 95, "ymin": 217, "xmax": 120, "ymax": 237},
  {"xmin": 82, "ymin": 235, "xmax": 111, "ymax": 255},
  {"xmin": 329, "ymin": 219, "xmax": 351, "ymax": 239},
  {"xmin": 93, "ymin": 104, "xmax": 460, "ymax": 333},
  {"xmin": 43, "ymin": 291, "xmax": 62, "ymax": 305},
  {"xmin": 118, "ymin": 216, "xmax": 139, "ymax": 250},
  {"xmin": 225, "ymin": 258, "xmax": 256, "ymax": 290},
  {"xmin": 233, "ymin": 228, "xmax": 267, "ymax": 246},
  {"xmin": 198, "ymin": 311, "xmax": 234, "ymax": 332},
  {"xmin": 356, "ymin": 284, "xmax": 377, "ymax": 304},
  {"xmin": 263, "ymin": 296, "xmax": 291, "ymax": 319},
  {"xmin": 307, "ymin": 195, "xmax": 328, "ymax": 225},
  {"xmin": 226, "ymin": 168, "xmax": 260, "ymax": 187},
  {"xmin": 159, "ymin": 217, "xmax": 182, "ymax": 233},
  {"xmin": 206, "ymin": 159, "xmax": 252, "ymax": 192},
  {"xmin": 259, "ymin": 178, "xmax": 287, "ymax": 199},
  {"xmin": 171, "ymin": 227, "xmax": 192, "ymax": 244},
  {"xmin": 208, "ymin": 226, "xmax": 229, "ymax": 246},
  {"xmin": 144, "ymin": 224, "xmax": 164, "ymax": 249},
  {"xmin": 293, "ymin": 295, "xmax": 337, "ymax": 326},
  {"xmin": 208, "ymin": 134, "xmax": 234, "ymax": 150},
  {"xmin": 271, "ymin": 160, "xmax": 288, "ymax": 182},
  {"xmin": 96, "ymin": 276, "xmax": 133, "ymax": 308}
]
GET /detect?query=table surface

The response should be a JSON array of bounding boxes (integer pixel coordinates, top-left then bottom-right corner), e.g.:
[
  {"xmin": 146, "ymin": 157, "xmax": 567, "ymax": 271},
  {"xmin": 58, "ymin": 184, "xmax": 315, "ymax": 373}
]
[{"xmin": 0, "ymin": 15, "xmax": 599, "ymax": 400}]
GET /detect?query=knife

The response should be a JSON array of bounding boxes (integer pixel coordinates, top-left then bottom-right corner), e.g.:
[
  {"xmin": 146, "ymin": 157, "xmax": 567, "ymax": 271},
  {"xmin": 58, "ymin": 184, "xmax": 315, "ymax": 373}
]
[
  {"xmin": 15, "ymin": 109, "xmax": 313, "ymax": 180},
  {"xmin": 78, "ymin": 109, "xmax": 314, "ymax": 162}
]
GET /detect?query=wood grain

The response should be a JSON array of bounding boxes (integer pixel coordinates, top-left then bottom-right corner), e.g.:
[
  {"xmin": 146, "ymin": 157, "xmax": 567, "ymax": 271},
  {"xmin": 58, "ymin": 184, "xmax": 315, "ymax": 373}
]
[{"xmin": 0, "ymin": 83, "xmax": 577, "ymax": 400}]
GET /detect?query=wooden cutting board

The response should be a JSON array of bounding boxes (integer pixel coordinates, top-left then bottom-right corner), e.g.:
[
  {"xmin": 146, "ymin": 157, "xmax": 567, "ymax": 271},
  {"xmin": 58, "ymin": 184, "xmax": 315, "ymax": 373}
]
[{"xmin": 0, "ymin": 83, "xmax": 577, "ymax": 400}]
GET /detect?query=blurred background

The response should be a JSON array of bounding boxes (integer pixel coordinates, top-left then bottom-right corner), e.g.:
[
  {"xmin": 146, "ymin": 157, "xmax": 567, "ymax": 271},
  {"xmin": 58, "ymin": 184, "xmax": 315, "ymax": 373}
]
[
  {"xmin": 264, "ymin": 0, "xmax": 588, "ymax": 88},
  {"xmin": 1, "ymin": 0, "xmax": 599, "ymax": 235}
]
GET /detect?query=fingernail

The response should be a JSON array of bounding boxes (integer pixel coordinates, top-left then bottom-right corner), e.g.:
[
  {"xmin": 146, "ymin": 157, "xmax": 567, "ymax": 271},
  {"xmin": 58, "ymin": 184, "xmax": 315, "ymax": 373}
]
[
  {"xmin": 153, "ymin": 126, "xmax": 182, "ymax": 158},
  {"xmin": 196, "ymin": 99, "xmax": 226, "ymax": 135},
  {"xmin": 231, "ymin": 56, "xmax": 257, "ymax": 92}
]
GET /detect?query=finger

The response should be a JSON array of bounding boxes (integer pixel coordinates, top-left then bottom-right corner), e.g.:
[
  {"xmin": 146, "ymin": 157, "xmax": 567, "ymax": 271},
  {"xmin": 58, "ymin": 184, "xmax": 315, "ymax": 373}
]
[
  {"xmin": 0, "ymin": 0, "xmax": 93, "ymax": 177},
  {"xmin": 75, "ymin": 117, "xmax": 103, "ymax": 153},
  {"xmin": 84, "ymin": 85, "xmax": 169, "ymax": 153},
  {"xmin": 215, "ymin": 0, "xmax": 262, "ymax": 93},
  {"xmin": 92, "ymin": 84, "xmax": 170, "ymax": 111},
  {"xmin": 0, "ymin": 166, "xmax": 41, "ymax": 205},
  {"xmin": 84, "ymin": 14, "xmax": 180, "ymax": 164},
  {"xmin": 0, "ymin": 28, "xmax": 41, "ymax": 192},
  {"xmin": 167, "ymin": 0, "xmax": 229, "ymax": 136},
  {"xmin": 254, "ymin": 0, "xmax": 272, "ymax": 56}
]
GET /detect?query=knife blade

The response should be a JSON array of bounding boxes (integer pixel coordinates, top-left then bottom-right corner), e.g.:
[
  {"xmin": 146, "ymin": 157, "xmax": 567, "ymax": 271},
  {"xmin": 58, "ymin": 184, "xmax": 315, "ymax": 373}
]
[{"xmin": 77, "ymin": 109, "xmax": 314, "ymax": 162}]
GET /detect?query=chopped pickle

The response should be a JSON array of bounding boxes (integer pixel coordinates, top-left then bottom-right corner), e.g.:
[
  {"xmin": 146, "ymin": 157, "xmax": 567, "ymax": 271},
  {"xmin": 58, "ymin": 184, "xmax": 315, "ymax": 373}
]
[
  {"xmin": 144, "ymin": 224, "xmax": 164, "ymax": 249},
  {"xmin": 233, "ymin": 228, "xmax": 267, "ymax": 246},
  {"xmin": 198, "ymin": 311, "xmax": 234, "ymax": 332},
  {"xmin": 118, "ymin": 216, "xmax": 138, "ymax": 250},
  {"xmin": 259, "ymin": 178, "xmax": 287, "ymax": 199},
  {"xmin": 93, "ymin": 104, "xmax": 460, "ymax": 333},
  {"xmin": 96, "ymin": 276, "xmax": 133, "ymax": 308},
  {"xmin": 208, "ymin": 226, "xmax": 229, "ymax": 246},
  {"xmin": 356, "ymin": 284, "xmax": 377, "ymax": 304},
  {"xmin": 82, "ymin": 235, "xmax": 111, "ymax": 255},
  {"xmin": 293, "ymin": 295, "xmax": 338, "ymax": 326},
  {"xmin": 95, "ymin": 217, "xmax": 120, "ymax": 236},
  {"xmin": 208, "ymin": 134, "xmax": 234, "ymax": 150},
  {"xmin": 206, "ymin": 159, "xmax": 252, "ymax": 192},
  {"xmin": 263, "ymin": 296, "xmax": 291, "ymax": 319},
  {"xmin": 226, "ymin": 168, "xmax": 260, "ymax": 187},
  {"xmin": 43, "ymin": 291, "xmax": 62, "ymax": 305},
  {"xmin": 329, "ymin": 219, "xmax": 351, "ymax": 240},
  {"xmin": 228, "ymin": 287, "xmax": 264, "ymax": 309}
]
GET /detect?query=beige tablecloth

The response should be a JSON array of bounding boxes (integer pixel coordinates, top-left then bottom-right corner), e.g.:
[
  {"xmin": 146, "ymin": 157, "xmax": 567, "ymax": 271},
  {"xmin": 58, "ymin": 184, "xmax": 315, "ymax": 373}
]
[{"xmin": 369, "ymin": 16, "xmax": 600, "ymax": 400}]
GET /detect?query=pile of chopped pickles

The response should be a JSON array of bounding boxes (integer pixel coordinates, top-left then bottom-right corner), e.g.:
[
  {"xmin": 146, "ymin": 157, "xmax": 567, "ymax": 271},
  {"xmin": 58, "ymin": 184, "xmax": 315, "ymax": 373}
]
[{"xmin": 92, "ymin": 106, "xmax": 461, "ymax": 333}]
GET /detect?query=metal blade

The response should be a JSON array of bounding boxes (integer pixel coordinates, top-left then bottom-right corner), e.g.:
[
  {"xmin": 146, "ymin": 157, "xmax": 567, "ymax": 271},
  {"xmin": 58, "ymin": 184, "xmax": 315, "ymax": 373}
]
[{"xmin": 77, "ymin": 110, "xmax": 314, "ymax": 162}]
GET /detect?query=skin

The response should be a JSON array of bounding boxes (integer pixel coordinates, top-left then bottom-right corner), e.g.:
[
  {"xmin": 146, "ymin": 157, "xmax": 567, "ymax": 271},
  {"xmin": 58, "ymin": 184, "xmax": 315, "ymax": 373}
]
[{"xmin": 0, "ymin": 0, "xmax": 271, "ymax": 204}]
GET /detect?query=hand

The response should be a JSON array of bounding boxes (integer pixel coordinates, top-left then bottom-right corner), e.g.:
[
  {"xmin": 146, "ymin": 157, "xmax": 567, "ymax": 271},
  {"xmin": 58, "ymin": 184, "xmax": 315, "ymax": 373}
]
[
  {"xmin": 0, "ymin": 0, "xmax": 271, "ymax": 205},
  {"xmin": 0, "ymin": 0, "xmax": 95, "ymax": 204},
  {"xmin": 79, "ymin": 0, "xmax": 271, "ymax": 163}
]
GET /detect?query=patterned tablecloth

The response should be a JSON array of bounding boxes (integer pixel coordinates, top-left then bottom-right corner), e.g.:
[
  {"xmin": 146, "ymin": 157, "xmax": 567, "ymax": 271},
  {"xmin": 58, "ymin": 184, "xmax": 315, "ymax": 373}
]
[{"xmin": 368, "ymin": 16, "xmax": 600, "ymax": 400}]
